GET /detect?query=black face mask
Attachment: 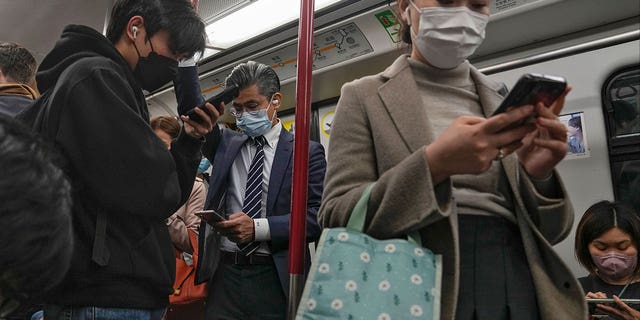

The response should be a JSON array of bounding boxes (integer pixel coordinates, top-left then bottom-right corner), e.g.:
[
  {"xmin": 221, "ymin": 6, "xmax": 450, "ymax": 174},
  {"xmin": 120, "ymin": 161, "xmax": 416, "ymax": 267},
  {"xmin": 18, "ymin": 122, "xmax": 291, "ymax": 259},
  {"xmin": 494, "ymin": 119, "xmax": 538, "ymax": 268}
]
[{"xmin": 133, "ymin": 42, "xmax": 178, "ymax": 92}]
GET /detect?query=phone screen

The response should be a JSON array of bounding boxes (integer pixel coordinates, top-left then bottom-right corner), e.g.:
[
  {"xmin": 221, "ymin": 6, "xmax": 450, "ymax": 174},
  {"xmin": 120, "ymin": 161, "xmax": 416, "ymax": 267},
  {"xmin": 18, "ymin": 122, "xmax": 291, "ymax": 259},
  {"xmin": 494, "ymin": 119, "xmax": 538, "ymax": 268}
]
[
  {"xmin": 195, "ymin": 209, "xmax": 226, "ymax": 223},
  {"xmin": 492, "ymin": 73, "xmax": 567, "ymax": 117},
  {"xmin": 587, "ymin": 298, "xmax": 640, "ymax": 315},
  {"xmin": 185, "ymin": 84, "xmax": 239, "ymax": 123}
]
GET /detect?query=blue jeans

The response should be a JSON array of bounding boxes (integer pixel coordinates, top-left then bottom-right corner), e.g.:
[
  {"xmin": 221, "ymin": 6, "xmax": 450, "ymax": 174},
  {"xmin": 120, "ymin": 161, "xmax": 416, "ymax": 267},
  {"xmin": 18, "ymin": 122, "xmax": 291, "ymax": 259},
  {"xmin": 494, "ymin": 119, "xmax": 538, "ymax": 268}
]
[{"xmin": 43, "ymin": 306, "xmax": 166, "ymax": 320}]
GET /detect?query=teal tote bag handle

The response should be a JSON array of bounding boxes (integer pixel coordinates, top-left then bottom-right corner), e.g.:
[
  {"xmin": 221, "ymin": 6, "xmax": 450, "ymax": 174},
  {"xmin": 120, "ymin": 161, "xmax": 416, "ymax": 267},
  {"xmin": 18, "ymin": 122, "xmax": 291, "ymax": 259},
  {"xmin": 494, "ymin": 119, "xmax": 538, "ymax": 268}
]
[{"xmin": 345, "ymin": 183, "xmax": 422, "ymax": 245}]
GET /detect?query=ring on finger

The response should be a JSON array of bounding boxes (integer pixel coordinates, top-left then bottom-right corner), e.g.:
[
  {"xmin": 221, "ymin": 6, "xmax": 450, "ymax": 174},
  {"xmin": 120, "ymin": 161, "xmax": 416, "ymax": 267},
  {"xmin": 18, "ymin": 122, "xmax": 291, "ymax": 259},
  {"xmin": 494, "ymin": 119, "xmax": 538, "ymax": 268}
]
[{"xmin": 494, "ymin": 148, "xmax": 505, "ymax": 161}]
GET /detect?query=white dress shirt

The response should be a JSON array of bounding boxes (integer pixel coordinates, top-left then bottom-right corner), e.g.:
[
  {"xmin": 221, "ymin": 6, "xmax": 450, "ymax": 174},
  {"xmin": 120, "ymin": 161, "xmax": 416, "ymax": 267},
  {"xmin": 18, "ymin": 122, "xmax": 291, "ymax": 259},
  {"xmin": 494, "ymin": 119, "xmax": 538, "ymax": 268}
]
[{"xmin": 220, "ymin": 121, "xmax": 282, "ymax": 254}]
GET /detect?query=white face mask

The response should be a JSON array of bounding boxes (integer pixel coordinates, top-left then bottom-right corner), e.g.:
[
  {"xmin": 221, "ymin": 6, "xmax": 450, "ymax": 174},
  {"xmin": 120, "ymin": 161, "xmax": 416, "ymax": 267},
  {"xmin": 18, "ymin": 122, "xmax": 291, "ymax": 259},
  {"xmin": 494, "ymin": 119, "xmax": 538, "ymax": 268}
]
[{"xmin": 406, "ymin": 0, "xmax": 489, "ymax": 69}]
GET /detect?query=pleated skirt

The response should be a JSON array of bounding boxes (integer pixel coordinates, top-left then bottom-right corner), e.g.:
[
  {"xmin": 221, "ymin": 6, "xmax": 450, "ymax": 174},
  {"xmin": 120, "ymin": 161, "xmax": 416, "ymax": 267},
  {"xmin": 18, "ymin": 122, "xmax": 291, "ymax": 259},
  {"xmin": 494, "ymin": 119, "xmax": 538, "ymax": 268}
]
[{"xmin": 456, "ymin": 215, "xmax": 540, "ymax": 320}]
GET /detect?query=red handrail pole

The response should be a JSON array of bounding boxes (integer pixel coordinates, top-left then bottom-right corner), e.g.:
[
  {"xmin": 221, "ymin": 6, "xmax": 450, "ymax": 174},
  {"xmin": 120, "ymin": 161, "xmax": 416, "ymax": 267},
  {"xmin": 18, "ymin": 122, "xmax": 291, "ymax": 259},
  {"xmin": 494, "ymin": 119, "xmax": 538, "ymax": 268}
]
[{"xmin": 288, "ymin": 0, "xmax": 315, "ymax": 318}]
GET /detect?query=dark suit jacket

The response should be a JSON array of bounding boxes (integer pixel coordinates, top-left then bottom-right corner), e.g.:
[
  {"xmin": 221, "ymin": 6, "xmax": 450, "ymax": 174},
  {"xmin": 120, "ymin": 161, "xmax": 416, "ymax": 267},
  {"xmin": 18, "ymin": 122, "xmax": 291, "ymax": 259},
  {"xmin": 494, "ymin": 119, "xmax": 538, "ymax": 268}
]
[{"xmin": 195, "ymin": 126, "xmax": 326, "ymax": 296}]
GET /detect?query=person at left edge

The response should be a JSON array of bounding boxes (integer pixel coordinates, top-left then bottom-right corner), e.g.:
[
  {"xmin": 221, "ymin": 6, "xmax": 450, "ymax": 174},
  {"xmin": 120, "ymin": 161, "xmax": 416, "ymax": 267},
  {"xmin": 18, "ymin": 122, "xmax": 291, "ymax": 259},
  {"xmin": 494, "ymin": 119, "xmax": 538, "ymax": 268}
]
[
  {"xmin": 16, "ymin": 1, "xmax": 215, "ymax": 319},
  {"xmin": 0, "ymin": 42, "xmax": 38, "ymax": 117},
  {"xmin": 175, "ymin": 61, "xmax": 327, "ymax": 320}
]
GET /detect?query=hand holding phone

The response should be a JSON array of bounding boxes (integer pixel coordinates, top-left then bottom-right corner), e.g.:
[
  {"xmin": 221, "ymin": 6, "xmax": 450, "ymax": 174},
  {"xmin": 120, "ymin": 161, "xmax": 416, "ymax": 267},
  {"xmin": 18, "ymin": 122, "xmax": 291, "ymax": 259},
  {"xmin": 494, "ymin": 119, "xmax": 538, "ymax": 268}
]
[
  {"xmin": 195, "ymin": 209, "xmax": 227, "ymax": 224},
  {"xmin": 492, "ymin": 73, "xmax": 567, "ymax": 116},
  {"xmin": 185, "ymin": 84, "xmax": 239, "ymax": 124},
  {"xmin": 491, "ymin": 73, "xmax": 567, "ymax": 130},
  {"xmin": 587, "ymin": 298, "xmax": 640, "ymax": 316}
]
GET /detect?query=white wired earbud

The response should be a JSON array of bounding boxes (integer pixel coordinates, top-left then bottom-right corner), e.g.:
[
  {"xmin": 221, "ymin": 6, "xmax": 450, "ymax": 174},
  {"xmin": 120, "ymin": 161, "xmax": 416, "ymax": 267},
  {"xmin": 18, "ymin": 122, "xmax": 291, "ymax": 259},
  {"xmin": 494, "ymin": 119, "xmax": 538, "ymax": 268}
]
[
  {"xmin": 272, "ymin": 99, "xmax": 279, "ymax": 104},
  {"xmin": 132, "ymin": 26, "xmax": 138, "ymax": 39}
]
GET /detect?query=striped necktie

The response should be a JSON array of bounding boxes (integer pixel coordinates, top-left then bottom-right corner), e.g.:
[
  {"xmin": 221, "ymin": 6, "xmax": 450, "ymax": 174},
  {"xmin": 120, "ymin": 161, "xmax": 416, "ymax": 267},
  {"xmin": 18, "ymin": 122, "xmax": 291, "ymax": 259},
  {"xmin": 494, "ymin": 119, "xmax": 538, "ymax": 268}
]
[{"xmin": 239, "ymin": 136, "xmax": 265, "ymax": 255}]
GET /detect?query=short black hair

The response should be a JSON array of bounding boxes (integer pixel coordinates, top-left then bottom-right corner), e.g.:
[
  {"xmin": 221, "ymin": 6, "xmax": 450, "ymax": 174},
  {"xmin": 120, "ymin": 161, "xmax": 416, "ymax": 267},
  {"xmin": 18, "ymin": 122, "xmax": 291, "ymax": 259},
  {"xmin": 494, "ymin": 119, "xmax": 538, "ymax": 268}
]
[
  {"xmin": 0, "ymin": 115, "xmax": 72, "ymax": 299},
  {"xmin": 106, "ymin": 0, "xmax": 206, "ymax": 58},
  {"xmin": 574, "ymin": 200, "xmax": 640, "ymax": 275},
  {"xmin": 225, "ymin": 61, "xmax": 280, "ymax": 99},
  {"xmin": 0, "ymin": 42, "xmax": 37, "ymax": 85}
]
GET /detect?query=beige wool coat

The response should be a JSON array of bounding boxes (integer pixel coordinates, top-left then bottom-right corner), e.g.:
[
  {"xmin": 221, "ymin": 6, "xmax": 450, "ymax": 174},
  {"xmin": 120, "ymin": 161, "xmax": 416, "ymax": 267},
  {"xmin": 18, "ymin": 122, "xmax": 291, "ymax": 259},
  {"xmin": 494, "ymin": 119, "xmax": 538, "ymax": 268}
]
[{"xmin": 318, "ymin": 55, "xmax": 588, "ymax": 319}]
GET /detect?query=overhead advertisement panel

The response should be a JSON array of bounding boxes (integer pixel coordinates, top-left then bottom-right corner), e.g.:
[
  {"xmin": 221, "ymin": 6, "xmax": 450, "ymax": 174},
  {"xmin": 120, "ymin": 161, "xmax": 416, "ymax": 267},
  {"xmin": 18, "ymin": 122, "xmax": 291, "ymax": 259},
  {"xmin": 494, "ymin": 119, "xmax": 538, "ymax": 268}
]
[
  {"xmin": 198, "ymin": 22, "xmax": 373, "ymax": 98},
  {"xmin": 256, "ymin": 22, "xmax": 373, "ymax": 81}
]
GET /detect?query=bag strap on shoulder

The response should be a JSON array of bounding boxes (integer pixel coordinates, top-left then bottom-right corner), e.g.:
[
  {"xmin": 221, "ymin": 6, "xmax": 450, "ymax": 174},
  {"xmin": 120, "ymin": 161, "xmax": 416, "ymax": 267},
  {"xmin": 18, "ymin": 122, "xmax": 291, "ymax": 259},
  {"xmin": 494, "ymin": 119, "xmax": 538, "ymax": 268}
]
[{"xmin": 346, "ymin": 183, "xmax": 422, "ymax": 245}]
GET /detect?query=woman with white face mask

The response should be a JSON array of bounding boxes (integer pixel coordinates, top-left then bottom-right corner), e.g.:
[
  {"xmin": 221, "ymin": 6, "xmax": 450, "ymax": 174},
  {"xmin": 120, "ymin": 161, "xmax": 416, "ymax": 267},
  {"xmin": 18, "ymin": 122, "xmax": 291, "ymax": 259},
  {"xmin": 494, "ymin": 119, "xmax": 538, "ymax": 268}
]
[
  {"xmin": 318, "ymin": 0, "xmax": 587, "ymax": 319},
  {"xmin": 575, "ymin": 201, "xmax": 640, "ymax": 320}
]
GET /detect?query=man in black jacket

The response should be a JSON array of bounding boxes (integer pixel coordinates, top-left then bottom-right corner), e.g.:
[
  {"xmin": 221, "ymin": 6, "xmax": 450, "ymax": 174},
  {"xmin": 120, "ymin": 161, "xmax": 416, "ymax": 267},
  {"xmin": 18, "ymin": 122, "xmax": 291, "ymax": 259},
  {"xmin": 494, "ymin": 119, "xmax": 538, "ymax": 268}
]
[{"xmin": 17, "ymin": 1, "xmax": 218, "ymax": 319}]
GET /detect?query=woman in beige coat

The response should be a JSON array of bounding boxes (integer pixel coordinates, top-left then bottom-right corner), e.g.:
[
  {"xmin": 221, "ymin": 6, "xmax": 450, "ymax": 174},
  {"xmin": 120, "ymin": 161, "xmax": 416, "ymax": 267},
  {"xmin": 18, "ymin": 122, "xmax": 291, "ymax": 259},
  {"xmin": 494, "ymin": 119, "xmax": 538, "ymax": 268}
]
[{"xmin": 319, "ymin": 0, "xmax": 588, "ymax": 319}]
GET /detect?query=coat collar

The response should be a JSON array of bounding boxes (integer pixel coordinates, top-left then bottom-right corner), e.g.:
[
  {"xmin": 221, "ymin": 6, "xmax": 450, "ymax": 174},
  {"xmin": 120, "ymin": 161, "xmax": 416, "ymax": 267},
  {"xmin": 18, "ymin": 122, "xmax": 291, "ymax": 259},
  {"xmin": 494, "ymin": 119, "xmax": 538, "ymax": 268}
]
[
  {"xmin": 378, "ymin": 54, "xmax": 517, "ymax": 166},
  {"xmin": 0, "ymin": 83, "xmax": 39, "ymax": 99},
  {"xmin": 469, "ymin": 66, "xmax": 506, "ymax": 117},
  {"xmin": 378, "ymin": 55, "xmax": 434, "ymax": 152},
  {"xmin": 267, "ymin": 127, "xmax": 293, "ymax": 213}
]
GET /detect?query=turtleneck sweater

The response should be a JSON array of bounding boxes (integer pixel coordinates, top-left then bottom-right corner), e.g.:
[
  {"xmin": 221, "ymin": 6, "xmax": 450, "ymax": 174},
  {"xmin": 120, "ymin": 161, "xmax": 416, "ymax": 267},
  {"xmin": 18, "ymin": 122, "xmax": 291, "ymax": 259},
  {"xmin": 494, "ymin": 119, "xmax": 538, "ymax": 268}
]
[{"xmin": 408, "ymin": 57, "xmax": 516, "ymax": 222}]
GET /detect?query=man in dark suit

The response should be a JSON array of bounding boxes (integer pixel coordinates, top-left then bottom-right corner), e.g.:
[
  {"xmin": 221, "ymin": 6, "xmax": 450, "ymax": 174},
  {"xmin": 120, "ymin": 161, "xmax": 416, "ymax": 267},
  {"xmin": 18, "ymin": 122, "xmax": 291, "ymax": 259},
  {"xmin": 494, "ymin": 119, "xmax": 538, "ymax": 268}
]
[{"xmin": 178, "ymin": 61, "xmax": 326, "ymax": 320}]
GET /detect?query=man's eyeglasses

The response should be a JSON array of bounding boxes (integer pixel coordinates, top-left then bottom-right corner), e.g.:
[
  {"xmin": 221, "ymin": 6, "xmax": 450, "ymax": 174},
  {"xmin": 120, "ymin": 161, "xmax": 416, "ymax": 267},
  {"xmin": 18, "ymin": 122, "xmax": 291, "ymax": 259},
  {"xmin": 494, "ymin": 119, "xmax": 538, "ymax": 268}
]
[{"xmin": 229, "ymin": 97, "xmax": 272, "ymax": 118}]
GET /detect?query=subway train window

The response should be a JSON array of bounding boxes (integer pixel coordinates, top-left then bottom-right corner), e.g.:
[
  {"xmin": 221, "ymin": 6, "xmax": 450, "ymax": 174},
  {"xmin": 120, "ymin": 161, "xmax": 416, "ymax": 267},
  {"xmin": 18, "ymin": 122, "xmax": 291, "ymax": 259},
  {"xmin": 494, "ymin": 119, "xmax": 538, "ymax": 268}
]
[
  {"xmin": 602, "ymin": 66, "xmax": 640, "ymax": 211},
  {"xmin": 612, "ymin": 159, "xmax": 640, "ymax": 211},
  {"xmin": 606, "ymin": 67, "xmax": 640, "ymax": 138}
]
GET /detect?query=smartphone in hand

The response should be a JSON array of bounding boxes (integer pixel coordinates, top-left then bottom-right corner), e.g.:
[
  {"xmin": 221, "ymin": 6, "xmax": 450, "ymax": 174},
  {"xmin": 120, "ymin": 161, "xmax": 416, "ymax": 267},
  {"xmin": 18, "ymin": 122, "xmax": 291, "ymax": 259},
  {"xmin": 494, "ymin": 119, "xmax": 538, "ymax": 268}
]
[
  {"xmin": 194, "ymin": 209, "xmax": 227, "ymax": 223},
  {"xmin": 491, "ymin": 73, "xmax": 566, "ymax": 130},
  {"xmin": 492, "ymin": 73, "xmax": 567, "ymax": 116},
  {"xmin": 185, "ymin": 84, "xmax": 239, "ymax": 124},
  {"xmin": 586, "ymin": 298, "xmax": 640, "ymax": 315}
]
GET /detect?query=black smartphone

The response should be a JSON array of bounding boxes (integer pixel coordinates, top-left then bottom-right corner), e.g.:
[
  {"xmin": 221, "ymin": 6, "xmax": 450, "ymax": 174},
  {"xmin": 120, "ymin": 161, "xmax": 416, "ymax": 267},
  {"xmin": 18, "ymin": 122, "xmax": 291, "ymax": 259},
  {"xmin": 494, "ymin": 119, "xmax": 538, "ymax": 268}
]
[
  {"xmin": 492, "ymin": 73, "xmax": 567, "ymax": 117},
  {"xmin": 586, "ymin": 298, "xmax": 640, "ymax": 305},
  {"xmin": 194, "ymin": 209, "xmax": 227, "ymax": 223},
  {"xmin": 586, "ymin": 298, "xmax": 640, "ymax": 315},
  {"xmin": 185, "ymin": 84, "xmax": 239, "ymax": 124}
]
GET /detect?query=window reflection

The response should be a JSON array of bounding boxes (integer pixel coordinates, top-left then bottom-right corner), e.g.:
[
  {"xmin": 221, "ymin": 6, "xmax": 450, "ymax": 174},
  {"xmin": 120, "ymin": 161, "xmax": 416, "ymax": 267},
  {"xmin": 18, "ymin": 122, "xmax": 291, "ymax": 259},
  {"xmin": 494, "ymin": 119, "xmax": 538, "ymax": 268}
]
[
  {"xmin": 614, "ymin": 159, "xmax": 640, "ymax": 211},
  {"xmin": 609, "ymin": 70, "xmax": 640, "ymax": 137},
  {"xmin": 604, "ymin": 66, "xmax": 640, "ymax": 212}
]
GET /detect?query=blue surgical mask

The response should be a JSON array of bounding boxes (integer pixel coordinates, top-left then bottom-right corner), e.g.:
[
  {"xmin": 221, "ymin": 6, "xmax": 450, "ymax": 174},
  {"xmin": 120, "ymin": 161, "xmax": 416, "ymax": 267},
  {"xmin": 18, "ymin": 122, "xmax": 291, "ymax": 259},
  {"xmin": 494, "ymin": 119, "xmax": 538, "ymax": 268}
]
[
  {"xmin": 197, "ymin": 158, "xmax": 211, "ymax": 173},
  {"xmin": 236, "ymin": 102, "xmax": 274, "ymax": 138}
]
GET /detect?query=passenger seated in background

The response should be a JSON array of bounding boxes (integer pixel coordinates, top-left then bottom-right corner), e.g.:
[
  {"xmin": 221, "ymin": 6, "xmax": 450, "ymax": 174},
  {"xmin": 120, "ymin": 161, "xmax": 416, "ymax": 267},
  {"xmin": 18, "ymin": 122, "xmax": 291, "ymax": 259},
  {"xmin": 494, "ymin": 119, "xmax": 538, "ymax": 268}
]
[
  {"xmin": 575, "ymin": 200, "xmax": 640, "ymax": 320},
  {"xmin": 0, "ymin": 115, "xmax": 72, "ymax": 319},
  {"xmin": 15, "ymin": 0, "xmax": 214, "ymax": 319},
  {"xmin": 0, "ymin": 42, "xmax": 38, "ymax": 117}
]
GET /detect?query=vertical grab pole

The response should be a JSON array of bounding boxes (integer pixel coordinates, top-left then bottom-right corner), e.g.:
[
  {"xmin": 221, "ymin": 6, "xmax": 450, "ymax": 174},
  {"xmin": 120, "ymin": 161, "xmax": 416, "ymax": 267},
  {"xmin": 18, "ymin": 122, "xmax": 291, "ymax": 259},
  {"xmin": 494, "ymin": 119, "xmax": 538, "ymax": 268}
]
[{"xmin": 288, "ymin": 0, "xmax": 315, "ymax": 318}]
